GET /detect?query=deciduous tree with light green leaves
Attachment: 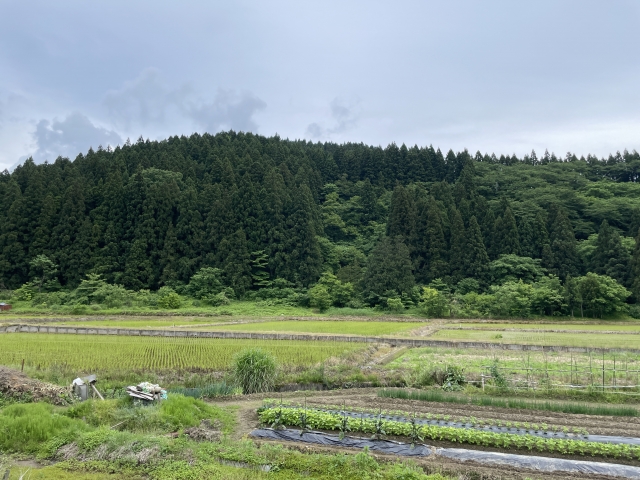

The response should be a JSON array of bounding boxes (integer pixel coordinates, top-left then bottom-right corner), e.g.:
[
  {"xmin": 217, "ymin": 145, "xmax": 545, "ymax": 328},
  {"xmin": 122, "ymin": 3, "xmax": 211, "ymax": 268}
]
[
  {"xmin": 576, "ymin": 273, "xmax": 629, "ymax": 318},
  {"xmin": 418, "ymin": 286, "xmax": 449, "ymax": 317}
]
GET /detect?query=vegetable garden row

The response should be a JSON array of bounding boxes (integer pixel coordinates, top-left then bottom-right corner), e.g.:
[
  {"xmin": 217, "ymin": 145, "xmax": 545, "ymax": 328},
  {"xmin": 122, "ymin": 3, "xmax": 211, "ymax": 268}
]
[{"xmin": 258, "ymin": 406, "xmax": 640, "ymax": 460}]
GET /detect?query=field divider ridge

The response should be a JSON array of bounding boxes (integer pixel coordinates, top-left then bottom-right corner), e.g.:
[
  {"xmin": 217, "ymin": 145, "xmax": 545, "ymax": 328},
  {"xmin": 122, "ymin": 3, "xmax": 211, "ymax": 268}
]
[{"xmin": 2, "ymin": 324, "xmax": 640, "ymax": 354}]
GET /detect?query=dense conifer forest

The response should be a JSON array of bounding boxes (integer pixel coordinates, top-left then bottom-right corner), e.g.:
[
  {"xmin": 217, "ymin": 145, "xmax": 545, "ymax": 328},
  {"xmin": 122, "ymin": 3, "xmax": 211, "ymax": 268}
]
[{"xmin": 2, "ymin": 131, "xmax": 640, "ymax": 317}]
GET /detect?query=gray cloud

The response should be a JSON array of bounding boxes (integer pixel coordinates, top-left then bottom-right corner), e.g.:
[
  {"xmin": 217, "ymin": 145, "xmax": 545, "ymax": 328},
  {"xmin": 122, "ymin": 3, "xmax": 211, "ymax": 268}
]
[
  {"xmin": 2, "ymin": 0, "xmax": 640, "ymax": 170},
  {"xmin": 104, "ymin": 70, "xmax": 266, "ymax": 134},
  {"xmin": 307, "ymin": 97, "xmax": 360, "ymax": 139},
  {"xmin": 104, "ymin": 68, "xmax": 191, "ymax": 129},
  {"xmin": 32, "ymin": 112, "xmax": 122, "ymax": 162},
  {"xmin": 184, "ymin": 89, "xmax": 266, "ymax": 133}
]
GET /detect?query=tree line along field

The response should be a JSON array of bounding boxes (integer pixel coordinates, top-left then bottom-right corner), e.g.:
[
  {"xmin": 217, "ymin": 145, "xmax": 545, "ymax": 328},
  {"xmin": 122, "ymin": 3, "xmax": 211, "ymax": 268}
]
[
  {"xmin": 2, "ymin": 132, "xmax": 640, "ymax": 324},
  {"xmin": 0, "ymin": 334, "xmax": 365, "ymax": 373}
]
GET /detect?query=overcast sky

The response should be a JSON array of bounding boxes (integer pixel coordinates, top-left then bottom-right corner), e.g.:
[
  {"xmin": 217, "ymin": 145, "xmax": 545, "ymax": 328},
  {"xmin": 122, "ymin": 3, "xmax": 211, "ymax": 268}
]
[{"xmin": 1, "ymin": 0, "xmax": 639, "ymax": 170}]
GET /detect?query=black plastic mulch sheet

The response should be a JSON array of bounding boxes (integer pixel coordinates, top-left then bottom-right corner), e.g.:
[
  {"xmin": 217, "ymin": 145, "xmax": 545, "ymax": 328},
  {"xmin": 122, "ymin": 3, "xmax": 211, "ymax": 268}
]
[
  {"xmin": 437, "ymin": 448, "xmax": 640, "ymax": 479},
  {"xmin": 252, "ymin": 428, "xmax": 640, "ymax": 478},
  {"xmin": 250, "ymin": 428, "xmax": 432, "ymax": 456}
]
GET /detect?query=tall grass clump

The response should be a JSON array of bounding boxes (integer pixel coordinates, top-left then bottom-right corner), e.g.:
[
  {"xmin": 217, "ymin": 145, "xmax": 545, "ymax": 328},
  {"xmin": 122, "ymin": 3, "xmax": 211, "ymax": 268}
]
[
  {"xmin": 233, "ymin": 348, "xmax": 278, "ymax": 394},
  {"xmin": 378, "ymin": 388, "xmax": 638, "ymax": 417},
  {"xmin": 157, "ymin": 394, "xmax": 233, "ymax": 432},
  {"xmin": 0, "ymin": 403, "xmax": 90, "ymax": 454}
]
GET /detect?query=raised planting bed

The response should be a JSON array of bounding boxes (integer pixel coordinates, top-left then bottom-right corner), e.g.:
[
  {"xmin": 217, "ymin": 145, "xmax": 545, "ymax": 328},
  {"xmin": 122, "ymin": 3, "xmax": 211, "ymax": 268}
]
[
  {"xmin": 251, "ymin": 428, "xmax": 640, "ymax": 479},
  {"xmin": 263, "ymin": 401, "xmax": 592, "ymax": 438},
  {"xmin": 258, "ymin": 406, "xmax": 640, "ymax": 460}
]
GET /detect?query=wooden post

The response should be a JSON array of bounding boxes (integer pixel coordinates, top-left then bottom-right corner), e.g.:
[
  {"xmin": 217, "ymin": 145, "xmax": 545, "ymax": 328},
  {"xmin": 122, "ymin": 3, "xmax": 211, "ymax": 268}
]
[
  {"xmin": 602, "ymin": 352, "xmax": 605, "ymax": 393},
  {"xmin": 90, "ymin": 384, "xmax": 104, "ymax": 401},
  {"xmin": 21, "ymin": 359, "xmax": 24, "ymax": 372}
]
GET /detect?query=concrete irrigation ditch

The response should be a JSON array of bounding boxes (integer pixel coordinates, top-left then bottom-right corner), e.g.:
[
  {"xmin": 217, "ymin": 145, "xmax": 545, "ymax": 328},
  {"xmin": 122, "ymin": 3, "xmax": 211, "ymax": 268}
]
[{"xmin": 2, "ymin": 323, "xmax": 640, "ymax": 354}]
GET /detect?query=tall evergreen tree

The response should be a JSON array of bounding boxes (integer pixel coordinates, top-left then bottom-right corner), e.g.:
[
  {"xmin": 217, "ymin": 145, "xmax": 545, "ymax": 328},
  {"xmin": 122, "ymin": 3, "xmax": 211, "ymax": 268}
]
[
  {"xmin": 219, "ymin": 229, "xmax": 252, "ymax": 296},
  {"xmin": 549, "ymin": 208, "xmax": 580, "ymax": 279},
  {"xmin": 363, "ymin": 236, "xmax": 414, "ymax": 304},
  {"xmin": 386, "ymin": 183, "xmax": 416, "ymax": 242},
  {"xmin": 592, "ymin": 220, "xmax": 631, "ymax": 285},
  {"xmin": 532, "ymin": 212, "xmax": 550, "ymax": 258},
  {"xmin": 518, "ymin": 217, "xmax": 537, "ymax": 258},
  {"xmin": 464, "ymin": 216, "xmax": 490, "ymax": 283},
  {"xmin": 629, "ymin": 208, "xmax": 640, "ymax": 237},
  {"xmin": 414, "ymin": 197, "xmax": 448, "ymax": 283},
  {"xmin": 631, "ymin": 228, "xmax": 640, "ymax": 301},
  {"xmin": 283, "ymin": 184, "xmax": 322, "ymax": 286},
  {"xmin": 448, "ymin": 208, "xmax": 466, "ymax": 284},
  {"xmin": 494, "ymin": 205, "xmax": 520, "ymax": 256}
]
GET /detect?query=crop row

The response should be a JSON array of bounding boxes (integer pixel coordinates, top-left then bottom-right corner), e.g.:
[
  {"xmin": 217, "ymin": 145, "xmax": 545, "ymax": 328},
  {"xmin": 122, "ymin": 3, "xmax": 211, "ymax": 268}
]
[
  {"xmin": 258, "ymin": 407, "xmax": 639, "ymax": 460},
  {"xmin": 378, "ymin": 388, "xmax": 639, "ymax": 417},
  {"xmin": 0, "ymin": 334, "xmax": 364, "ymax": 371},
  {"xmin": 262, "ymin": 400, "xmax": 588, "ymax": 436}
]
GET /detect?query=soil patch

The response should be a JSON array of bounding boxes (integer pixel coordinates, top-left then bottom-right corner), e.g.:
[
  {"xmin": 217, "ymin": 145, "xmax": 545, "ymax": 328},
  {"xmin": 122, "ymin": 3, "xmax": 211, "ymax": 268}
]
[{"xmin": 0, "ymin": 366, "xmax": 71, "ymax": 405}]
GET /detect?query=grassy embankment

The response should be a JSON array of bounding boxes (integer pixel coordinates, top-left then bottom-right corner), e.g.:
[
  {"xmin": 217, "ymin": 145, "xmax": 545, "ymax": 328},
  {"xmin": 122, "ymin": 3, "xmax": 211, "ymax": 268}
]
[{"xmin": 0, "ymin": 396, "xmax": 451, "ymax": 480}]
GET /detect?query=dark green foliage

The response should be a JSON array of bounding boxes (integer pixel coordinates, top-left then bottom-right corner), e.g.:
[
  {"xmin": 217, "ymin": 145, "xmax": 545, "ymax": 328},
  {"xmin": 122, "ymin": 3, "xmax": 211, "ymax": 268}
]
[
  {"xmin": 494, "ymin": 205, "xmax": 520, "ymax": 256},
  {"xmin": 489, "ymin": 254, "xmax": 546, "ymax": 284},
  {"xmin": 386, "ymin": 183, "xmax": 416, "ymax": 242},
  {"xmin": 591, "ymin": 220, "xmax": 630, "ymax": 285},
  {"xmin": 448, "ymin": 208, "xmax": 466, "ymax": 283},
  {"xmin": 415, "ymin": 197, "xmax": 448, "ymax": 283},
  {"xmin": 576, "ymin": 272, "xmax": 630, "ymax": 318},
  {"xmin": 363, "ymin": 236, "xmax": 414, "ymax": 305},
  {"xmin": 632, "ymin": 228, "xmax": 640, "ymax": 301},
  {"xmin": 0, "ymin": 131, "xmax": 638, "ymax": 310},
  {"xmin": 463, "ymin": 216, "xmax": 489, "ymax": 283},
  {"xmin": 548, "ymin": 208, "xmax": 581, "ymax": 280}
]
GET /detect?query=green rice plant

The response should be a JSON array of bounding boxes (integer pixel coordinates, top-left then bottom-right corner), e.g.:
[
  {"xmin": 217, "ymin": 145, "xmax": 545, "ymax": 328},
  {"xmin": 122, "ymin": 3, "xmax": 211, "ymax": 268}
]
[
  {"xmin": 233, "ymin": 348, "xmax": 277, "ymax": 394},
  {"xmin": 0, "ymin": 333, "xmax": 364, "ymax": 373}
]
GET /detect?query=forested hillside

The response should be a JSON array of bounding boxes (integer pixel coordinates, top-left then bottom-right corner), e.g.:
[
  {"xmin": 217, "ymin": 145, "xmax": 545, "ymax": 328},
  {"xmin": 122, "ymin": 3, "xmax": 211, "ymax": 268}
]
[{"xmin": 2, "ymin": 132, "xmax": 640, "ymax": 317}]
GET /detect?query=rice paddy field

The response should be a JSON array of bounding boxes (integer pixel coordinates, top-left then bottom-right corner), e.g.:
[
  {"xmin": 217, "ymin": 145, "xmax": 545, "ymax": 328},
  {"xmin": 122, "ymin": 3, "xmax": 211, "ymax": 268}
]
[
  {"xmin": 452, "ymin": 322, "xmax": 640, "ymax": 332},
  {"xmin": 0, "ymin": 333, "xmax": 366, "ymax": 373},
  {"xmin": 182, "ymin": 320, "xmax": 425, "ymax": 335},
  {"xmin": 51, "ymin": 318, "xmax": 238, "ymax": 329},
  {"xmin": 28, "ymin": 318, "xmax": 426, "ymax": 336},
  {"xmin": 431, "ymin": 329, "xmax": 640, "ymax": 350}
]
